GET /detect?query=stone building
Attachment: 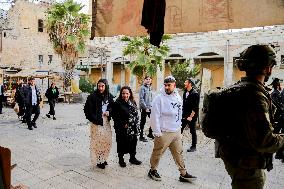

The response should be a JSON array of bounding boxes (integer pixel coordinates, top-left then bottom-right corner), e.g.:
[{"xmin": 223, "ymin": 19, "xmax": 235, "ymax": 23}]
[
  {"xmin": 83, "ymin": 25, "xmax": 284, "ymax": 94},
  {"xmin": 0, "ymin": 0, "xmax": 62, "ymax": 80}
]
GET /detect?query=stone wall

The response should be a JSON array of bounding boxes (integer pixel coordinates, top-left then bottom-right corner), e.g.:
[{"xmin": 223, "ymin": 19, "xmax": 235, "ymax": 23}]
[{"xmin": 0, "ymin": 0, "xmax": 62, "ymax": 72}]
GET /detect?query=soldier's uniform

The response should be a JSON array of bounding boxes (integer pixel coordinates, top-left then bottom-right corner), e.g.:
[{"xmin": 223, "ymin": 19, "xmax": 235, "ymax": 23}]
[{"xmin": 218, "ymin": 45, "xmax": 284, "ymax": 189}]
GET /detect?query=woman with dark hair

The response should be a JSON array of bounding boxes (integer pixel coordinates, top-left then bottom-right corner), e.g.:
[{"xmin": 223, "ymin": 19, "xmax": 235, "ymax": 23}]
[
  {"xmin": 84, "ymin": 79, "xmax": 114, "ymax": 169},
  {"xmin": 45, "ymin": 82, "xmax": 59, "ymax": 120},
  {"xmin": 112, "ymin": 86, "xmax": 142, "ymax": 167}
]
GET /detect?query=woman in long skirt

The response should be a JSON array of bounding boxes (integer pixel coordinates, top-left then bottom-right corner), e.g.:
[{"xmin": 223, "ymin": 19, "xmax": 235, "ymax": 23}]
[{"xmin": 84, "ymin": 79, "xmax": 114, "ymax": 169}]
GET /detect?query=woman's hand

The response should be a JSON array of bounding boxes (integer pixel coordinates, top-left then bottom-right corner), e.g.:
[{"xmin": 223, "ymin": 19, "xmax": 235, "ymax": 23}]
[{"xmin": 124, "ymin": 124, "xmax": 128, "ymax": 128}]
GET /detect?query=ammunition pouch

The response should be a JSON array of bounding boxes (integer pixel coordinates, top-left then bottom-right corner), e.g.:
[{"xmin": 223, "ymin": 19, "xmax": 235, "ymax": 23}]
[{"xmin": 238, "ymin": 154, "xmax": 273, "ymax": 171}]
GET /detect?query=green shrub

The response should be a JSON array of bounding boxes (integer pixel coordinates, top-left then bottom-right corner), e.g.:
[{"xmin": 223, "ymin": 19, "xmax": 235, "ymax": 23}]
[
  {"xmin": 79, "ymin": 78, "xmax": 94, "ymax": 93},
  {"xmin": 171, "ymin": 60, "xmax": 201, "ymax": 88}
]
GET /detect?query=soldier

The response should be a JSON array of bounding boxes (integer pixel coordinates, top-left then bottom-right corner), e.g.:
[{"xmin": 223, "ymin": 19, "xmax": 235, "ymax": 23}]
[{"xmin": 218, "ymin": 45, "xmax": 284, "ymax": 189}]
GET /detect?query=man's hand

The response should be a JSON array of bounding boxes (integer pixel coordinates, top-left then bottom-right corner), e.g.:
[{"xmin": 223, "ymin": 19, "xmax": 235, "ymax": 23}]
[
  {"xmin": 187, "ymin": 111, "xmax": 195, "ymax": 121},
  {"xmin": 124, "ymin": 124, "xmax": 128, "ymax": 128},
  {"xmin": 102, "ymin": 111, "xmax": 109, "ymax": 117}
]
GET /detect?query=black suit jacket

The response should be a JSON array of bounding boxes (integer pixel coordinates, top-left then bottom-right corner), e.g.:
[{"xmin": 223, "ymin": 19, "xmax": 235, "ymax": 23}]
[
  {"xmin": 23, "ymin": 85, "xmax": 41, "ymax": 107},
  {"xmin": 182, "ymin": 88, "xmax": 200, "ymax": 122}
]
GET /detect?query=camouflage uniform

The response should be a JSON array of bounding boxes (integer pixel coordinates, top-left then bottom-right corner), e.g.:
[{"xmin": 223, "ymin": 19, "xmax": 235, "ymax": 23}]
[{"xmin": 219, "ymin": 77, "xmax": 284, "ymax": 189}]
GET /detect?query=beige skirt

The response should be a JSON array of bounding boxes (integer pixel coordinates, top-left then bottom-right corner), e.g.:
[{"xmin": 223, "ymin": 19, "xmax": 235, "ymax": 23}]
[{"xmin": 90, "ymin": 117, "xmax": 112, "ymax": 165}]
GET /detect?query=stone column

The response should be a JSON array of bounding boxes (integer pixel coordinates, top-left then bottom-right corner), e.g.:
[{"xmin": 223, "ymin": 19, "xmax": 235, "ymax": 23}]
[
  {"xmin": 156, "ymin": 60, "xmax": 165, "ymax": 91},
  {"xmin": 120, "ymin": 63, "xmax": 126, "ymax": 86},
  {"xmin": 224, "ymin": 40, "xmax": 234, "ymax": 86},
  {"xmin": 106, "ymin": 60, "xmax": 113, "ymax": 91}
]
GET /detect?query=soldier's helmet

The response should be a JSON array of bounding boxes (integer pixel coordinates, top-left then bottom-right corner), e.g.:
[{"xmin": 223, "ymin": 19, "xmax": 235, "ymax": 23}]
[{"xmin": 236, "ymin": 45, "xmax": 276, "ymax": 72}]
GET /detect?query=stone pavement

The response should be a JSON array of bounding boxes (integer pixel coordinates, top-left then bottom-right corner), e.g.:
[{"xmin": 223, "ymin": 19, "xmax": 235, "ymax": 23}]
[{"xmin": 0, "ymin": 103, "xmax": 283, "ymax": 189}]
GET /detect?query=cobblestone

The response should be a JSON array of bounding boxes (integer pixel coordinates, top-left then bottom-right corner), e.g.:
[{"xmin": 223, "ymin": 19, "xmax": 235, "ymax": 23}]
[{"xmin": 0, "ymin": 103, "xmax": 283, "ymax": 189}]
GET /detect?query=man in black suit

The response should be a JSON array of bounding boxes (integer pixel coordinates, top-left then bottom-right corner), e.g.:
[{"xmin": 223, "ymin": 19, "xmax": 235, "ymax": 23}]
[
  {"xmin": 181, "ymin": 78, "xmax": 200, "ymax": 152},
  {"xmin": 23, "ymin": 77, "xmax": 41, "ymax": 130},
  {"xmin": 0, "ymin": 84, "xmax": 4, "ymax": 114}
]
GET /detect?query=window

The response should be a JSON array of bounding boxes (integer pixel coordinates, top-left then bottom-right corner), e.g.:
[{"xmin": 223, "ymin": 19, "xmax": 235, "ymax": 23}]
[
  {"xmin": 38, "ymin": 19, "xmax": 43, "ymax": 32},
  {"xmin": 38, "ymin": 55, "xmax": 43, "ymax": 67},
  {"xmin": 48, "ymin": 55, "xmax": 53, "ymax": 65}
]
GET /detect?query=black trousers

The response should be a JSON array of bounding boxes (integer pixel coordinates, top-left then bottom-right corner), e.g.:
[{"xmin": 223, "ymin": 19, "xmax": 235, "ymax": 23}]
[
  {"xmin": 139, "ymin": 109, "xmax": 152, "ymax": 137},
  {"xmin": 0, "ymin": 97, "xmax": 2, "ymax": 113},
  {"xmin": 17, "ymin": 103, "xmax": 25, "ymax": 117},
  {"xmin": 48, "ymin": 99, "xmax": 56, "ymax": 116},
  {"xmin": 26, "ymin": 105, "xmax": 40, "ymax": 127},
  {"xmin": 275, "ymin": 119, "xmax": 284, "ymax": 158},
  {"xmin": 181, "ymin": 119, "xmax": 197, "ymax": 147}
]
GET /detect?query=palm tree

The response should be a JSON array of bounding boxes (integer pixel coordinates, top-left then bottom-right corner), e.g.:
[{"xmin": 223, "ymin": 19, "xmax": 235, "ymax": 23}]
[
  {"xmin": 46, "ymin": 0, "xmax": 90, "ymax": 91},
  {"xmin": 121, "ymin": 35, "xmax": 171, "ymax": 83}
]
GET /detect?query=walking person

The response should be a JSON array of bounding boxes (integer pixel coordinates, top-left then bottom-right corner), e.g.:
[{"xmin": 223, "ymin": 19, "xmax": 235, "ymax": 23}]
[
  {"xmin": 22, "ymin": 77, "xmax": 41, "ymax": 130},
  {"xmin": 148, "ymin": 76, "xmax": 197, "ymax": 182},
  {"xmin": 45, "ymin": 82, "xmax": 59, "ymax": 120},
  {"xmin": 15, "ymin": 79, "xmax": 25, "ymax": 119},
  {"xmin": 270, "ymin": 78, "xmax": 284, "ymax": 161},
  {"xmin": 84, "ymin": 79, "xmax": 114, "ymax": 169},
  {"xmin": 0, "ymin": 83, "xmax": 4, "ymax": 114},
  {"xmin": 139, "ymin": 76, "xmax": 154, "ymax": 142},
  {"xmin": 181, "ymin": 78, "xmax": 200, "ymax": 152},
  {"xmin": 112, "ymin": 86, "xmax": 142, "ymax": 167},
  {"xmin": 218, "ymin": 45, "xmax": 284, "ymax": 189}
]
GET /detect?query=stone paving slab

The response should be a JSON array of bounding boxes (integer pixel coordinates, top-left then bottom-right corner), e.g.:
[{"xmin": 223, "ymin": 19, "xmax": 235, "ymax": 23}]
[{"xmin": 0, "ymin": 103, "xmax": 284, "ymax": 189}]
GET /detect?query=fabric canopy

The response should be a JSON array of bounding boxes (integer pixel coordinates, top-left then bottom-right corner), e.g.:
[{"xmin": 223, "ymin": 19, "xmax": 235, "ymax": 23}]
[{"xmin": 92, "ymin": 0, "xmax": 284, "ymax": 37}]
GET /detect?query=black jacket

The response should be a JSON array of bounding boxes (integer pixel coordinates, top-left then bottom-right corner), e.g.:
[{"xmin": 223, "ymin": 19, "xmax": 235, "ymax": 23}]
[
  {"xmin": 15, "ymin": 84, "xmax": 25, "ymax": 105},
  {"xmin": 182, "ymin": 88, "xmax": 200, "ymax": 122},
  {"xmin": 22, "ymin": 85, "xmax": 41, "ymax": 107},
  {"xmin": 112, "ymin": 99, "xmax": 140, "ymax": 135},
  {"xmin": 45, "ymin": 87, "xmax": 59, "ymax": 100},
  {"xmin": 84, "ymin": 91, "xmax": 114, "ymax": 126}
]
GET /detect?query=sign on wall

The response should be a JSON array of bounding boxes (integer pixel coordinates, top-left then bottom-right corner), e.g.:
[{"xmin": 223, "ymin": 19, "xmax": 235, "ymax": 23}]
[{"xmin": 93, "ymin": 0, "xmax": 284, "ymax": 37}]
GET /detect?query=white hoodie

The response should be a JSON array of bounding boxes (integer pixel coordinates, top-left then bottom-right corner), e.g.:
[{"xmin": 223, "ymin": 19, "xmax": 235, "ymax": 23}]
[{"xmin": 150, "ymin": 88, "xmax": 182, "ymax": 137}]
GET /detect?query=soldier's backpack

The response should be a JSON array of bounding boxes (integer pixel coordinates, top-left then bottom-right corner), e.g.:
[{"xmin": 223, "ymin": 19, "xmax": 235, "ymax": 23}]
[{"xmin": 201, "ymin": 83, "xmax": 246, "ymax": 140}]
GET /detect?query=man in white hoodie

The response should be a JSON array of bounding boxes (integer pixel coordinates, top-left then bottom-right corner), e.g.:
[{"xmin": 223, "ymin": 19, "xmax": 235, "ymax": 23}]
[{"xmin": 148, "ymin": 76, "xmax": 197, "ymax": 182}]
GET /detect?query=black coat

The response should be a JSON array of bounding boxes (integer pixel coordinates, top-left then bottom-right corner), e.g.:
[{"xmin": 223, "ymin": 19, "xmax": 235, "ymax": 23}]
[
  {"xmin": 15, "ymin": 85, "xmax": 25, "ymax": 105},
  {"xmin": 112, "ymin": 99, "xmax": 140, "ymax": 155},
  {"xmin": 22, "ymin": 85, "xmax": 41, "ymax": 107},
  {"xmin": 182, "ymin": 88, "xmax": 200, "ymax": 122},
  {"xmin": 0, "ymin": 85, "xmax": 4, "ymax": 101},
  {"xmin": 84, "ymin": 91, "xmax": 114, "ymax": 126},
  {"xmin": 45, "ymin": 87, "xmax": 59, "ymax": 100}
]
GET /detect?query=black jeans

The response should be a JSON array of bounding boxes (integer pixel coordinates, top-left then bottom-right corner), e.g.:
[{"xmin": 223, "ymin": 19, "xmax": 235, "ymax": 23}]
[
  {"xmin": 181, "ymin": 119, "xmax": 197, "ymax": 148},
  {"xmin": 0, "ymin": 97, "xmax": 3, "ymax": 113},
  {"xmin": 139, "ymin": 109, "xmax": 152, "ymax": 138},
  {"xmin": 26, "ymin": 105, "xmax": 40, "ymax": 127},
  {"xmin": 48, "ymin": 99, "xmax": 56, "ymax": 116}
]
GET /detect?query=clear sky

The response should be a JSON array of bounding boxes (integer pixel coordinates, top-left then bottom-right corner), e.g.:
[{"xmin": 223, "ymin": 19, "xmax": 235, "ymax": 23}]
[{"xmin": 0, "ymin": 0, "xmax": 89, "ymax": 13}]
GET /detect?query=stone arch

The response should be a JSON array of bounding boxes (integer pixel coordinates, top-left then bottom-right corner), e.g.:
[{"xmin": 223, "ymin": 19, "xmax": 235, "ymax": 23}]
[{"xmin": 190, "ymin": 47, "xmax": 225, "ymax": 58}]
